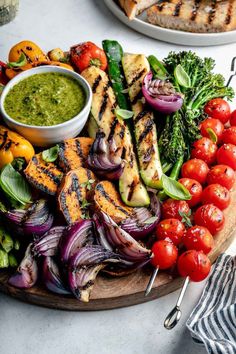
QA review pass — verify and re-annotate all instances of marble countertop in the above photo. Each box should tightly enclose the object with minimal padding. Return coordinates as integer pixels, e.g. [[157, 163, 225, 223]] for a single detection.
[[0, 1, 235, 353]]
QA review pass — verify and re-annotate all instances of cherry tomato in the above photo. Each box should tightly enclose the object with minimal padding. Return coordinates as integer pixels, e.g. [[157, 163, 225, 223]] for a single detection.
[[191, 137, 217, 165], [204, 98, 231, 124], [200, 118, 224, 143], [181, 159, 209, 184], [221, 127, 236, 146], [155, 219, 185, 246], [161, 199, 190, 221], [201, 184, 231, 210], [183, 225, 214, 254], [230, 109, 236, 127], [178, 178, 202, 208], [177, 250, 211, 282], [151, 240, 178, 269], [194, 204, 225, 235], [217, 144, 236, 170], [70, 41, 107, 72], [207, 164, 235, 190]]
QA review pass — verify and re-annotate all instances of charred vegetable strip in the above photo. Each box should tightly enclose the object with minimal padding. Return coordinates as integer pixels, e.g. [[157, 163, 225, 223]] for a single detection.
[[102, 40, 130, 110], [24, 153, 63, 195], [122, 53, 163, 189]]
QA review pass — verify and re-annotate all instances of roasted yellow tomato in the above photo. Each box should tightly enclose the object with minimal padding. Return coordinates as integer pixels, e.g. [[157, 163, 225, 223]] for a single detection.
[[8, 40, 48, 63], [0, 126, 35, 169]]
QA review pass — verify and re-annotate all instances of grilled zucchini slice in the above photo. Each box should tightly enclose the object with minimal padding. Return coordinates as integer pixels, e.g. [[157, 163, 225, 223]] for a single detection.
[[58, 137, 94, 172], [82, 66, 149, 207], [94, 181, 132, 224], [58, 167, 96, 225], [24, 153, 63, 195], [122, 53, 163, 189]]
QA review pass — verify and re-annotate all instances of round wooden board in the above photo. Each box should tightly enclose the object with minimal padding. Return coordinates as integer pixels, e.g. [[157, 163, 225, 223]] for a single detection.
[[0, 188, 235, 311]]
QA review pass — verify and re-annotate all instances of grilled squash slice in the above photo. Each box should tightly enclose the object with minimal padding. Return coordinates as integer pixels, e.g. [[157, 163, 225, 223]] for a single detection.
[[58, 167, 96, 225], [24, 153, 63, 195], [94, 181, 132, 224], [122, 53, 163, 189], [82, 66, 149, 207], [58, 137, 94, 172]]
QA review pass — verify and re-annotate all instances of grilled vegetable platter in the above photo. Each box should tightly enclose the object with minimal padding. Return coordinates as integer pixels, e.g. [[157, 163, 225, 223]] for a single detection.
[[0, 39, 235, 309]]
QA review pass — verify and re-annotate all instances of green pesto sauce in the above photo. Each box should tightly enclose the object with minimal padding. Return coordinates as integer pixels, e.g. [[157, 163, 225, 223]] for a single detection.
[[4, 73, 86, 126]]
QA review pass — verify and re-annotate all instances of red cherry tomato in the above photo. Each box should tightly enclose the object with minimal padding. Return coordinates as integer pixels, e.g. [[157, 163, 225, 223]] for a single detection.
[[178, 178, 202, 208], [183, 226, 214, 254], [177, 250, 211, 282], [194, 204, 225, 235], [151, 240, 178, 269], [221, 127, 236, 146], [201, 184, 231, 210], [217, 144, 236, 170], [200, 118, 224, 143], [70, 41, 107, 72], [204, 98, 231, 124], [155, 218, 185, 246], [191, 137, 217, 165], [230, 109, 236, 127], [161, 199, 190, 221], [207, 164, 235, 190], [181, 159, 209, 184]]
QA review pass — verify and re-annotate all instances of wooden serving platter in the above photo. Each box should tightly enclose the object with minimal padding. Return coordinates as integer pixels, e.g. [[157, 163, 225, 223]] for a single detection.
[[0, 187, 235, 311]]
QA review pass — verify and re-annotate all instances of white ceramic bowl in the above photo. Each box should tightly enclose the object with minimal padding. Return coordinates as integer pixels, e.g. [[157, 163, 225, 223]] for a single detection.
[[0, 66, 92, 147]]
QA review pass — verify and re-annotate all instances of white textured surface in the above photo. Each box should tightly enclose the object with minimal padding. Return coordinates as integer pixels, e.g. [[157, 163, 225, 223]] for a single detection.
[[0, 1, 235, 354]]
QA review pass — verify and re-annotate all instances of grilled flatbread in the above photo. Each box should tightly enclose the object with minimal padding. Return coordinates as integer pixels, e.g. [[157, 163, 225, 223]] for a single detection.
[[118, 0, 158, 19], [147, 0, 236, 33]]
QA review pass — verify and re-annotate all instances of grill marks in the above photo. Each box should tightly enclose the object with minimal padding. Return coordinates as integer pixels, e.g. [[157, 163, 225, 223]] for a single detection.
[[191, 0, 201, 21], [208, 0, 217, 24], [173, 0, 182, 16], [225, 0, 234, 25], [92, 74, 102, 93], [24, 154, 63, 196], [128, 68, 146, 87], [98, 82, 111, 121], [96, 183, 130, 216]]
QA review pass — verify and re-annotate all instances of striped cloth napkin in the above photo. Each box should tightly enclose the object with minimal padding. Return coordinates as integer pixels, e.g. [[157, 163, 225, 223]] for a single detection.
[[186, 253, 236, 354]]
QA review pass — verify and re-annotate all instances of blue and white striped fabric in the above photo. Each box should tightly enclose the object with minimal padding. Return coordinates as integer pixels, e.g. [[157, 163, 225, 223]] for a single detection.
[[186, 253, 236, 354]]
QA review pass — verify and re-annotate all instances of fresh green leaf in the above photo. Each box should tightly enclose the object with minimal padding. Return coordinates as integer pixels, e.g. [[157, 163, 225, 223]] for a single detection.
[[8, 253, 18, 267], [42, 145, 59, 163], [115, 108, 134, 120], [206, 128, 218, 144], [174, 64, 191, 88], [148, 55, 167, 80], [0, 227, 13, 253], [161, 174, 191, 201], [0, 164, 32, 205], [8, 53, 27, 68], [81, 179, 95, 191], [144, 216, 158, 225], [0, 249, 9, 268], [179, 210, 192, 228], [11, 157, 26, 172]]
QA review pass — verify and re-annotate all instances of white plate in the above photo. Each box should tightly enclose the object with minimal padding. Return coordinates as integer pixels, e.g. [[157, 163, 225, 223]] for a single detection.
[[104, 0, 236, 47]]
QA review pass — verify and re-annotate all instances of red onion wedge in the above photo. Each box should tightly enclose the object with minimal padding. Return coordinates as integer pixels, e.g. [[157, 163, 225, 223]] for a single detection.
[[2, 199, 54, 236], [87, 131, 124, 180], [60, 220, 94, 263], [100, 212, 152, 262], [8, 243, 38, 289], [42, 257, 70, 295], [121, 192, 161, 239], [142, 72, 183, 114], [68, 245, 120, 301], [33, 226, 66, 257]]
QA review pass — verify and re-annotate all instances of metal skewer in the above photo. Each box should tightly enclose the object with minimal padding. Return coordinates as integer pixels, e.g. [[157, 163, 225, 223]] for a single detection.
[[145, 267, 159, 296], [164, 276, 190, 330], [226, 56, 236, 87]]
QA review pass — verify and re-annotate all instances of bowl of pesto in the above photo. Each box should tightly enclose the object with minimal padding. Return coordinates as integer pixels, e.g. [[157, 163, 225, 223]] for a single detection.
[[0, 66, 92, 146]]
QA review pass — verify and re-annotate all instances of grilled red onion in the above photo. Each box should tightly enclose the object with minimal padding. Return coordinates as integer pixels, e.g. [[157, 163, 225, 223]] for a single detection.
[[121, 193, 161, 239], [68, 245, 120, 301], [2, 199, 54, 236], [93, 214, 113, 251], [8, 243, 38, 289], [33, 226, 66, 257], [100, 212, 152, 262], [87, 131, 124, 180], [142, 72, 183, 114], [42, 257, 70, 295], [60, 220, 94, 263]]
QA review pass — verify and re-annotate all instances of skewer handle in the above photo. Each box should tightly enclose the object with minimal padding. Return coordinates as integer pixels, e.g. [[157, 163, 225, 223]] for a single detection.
[[145, 267, 159, 297], [164, 276, 190, 330]]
